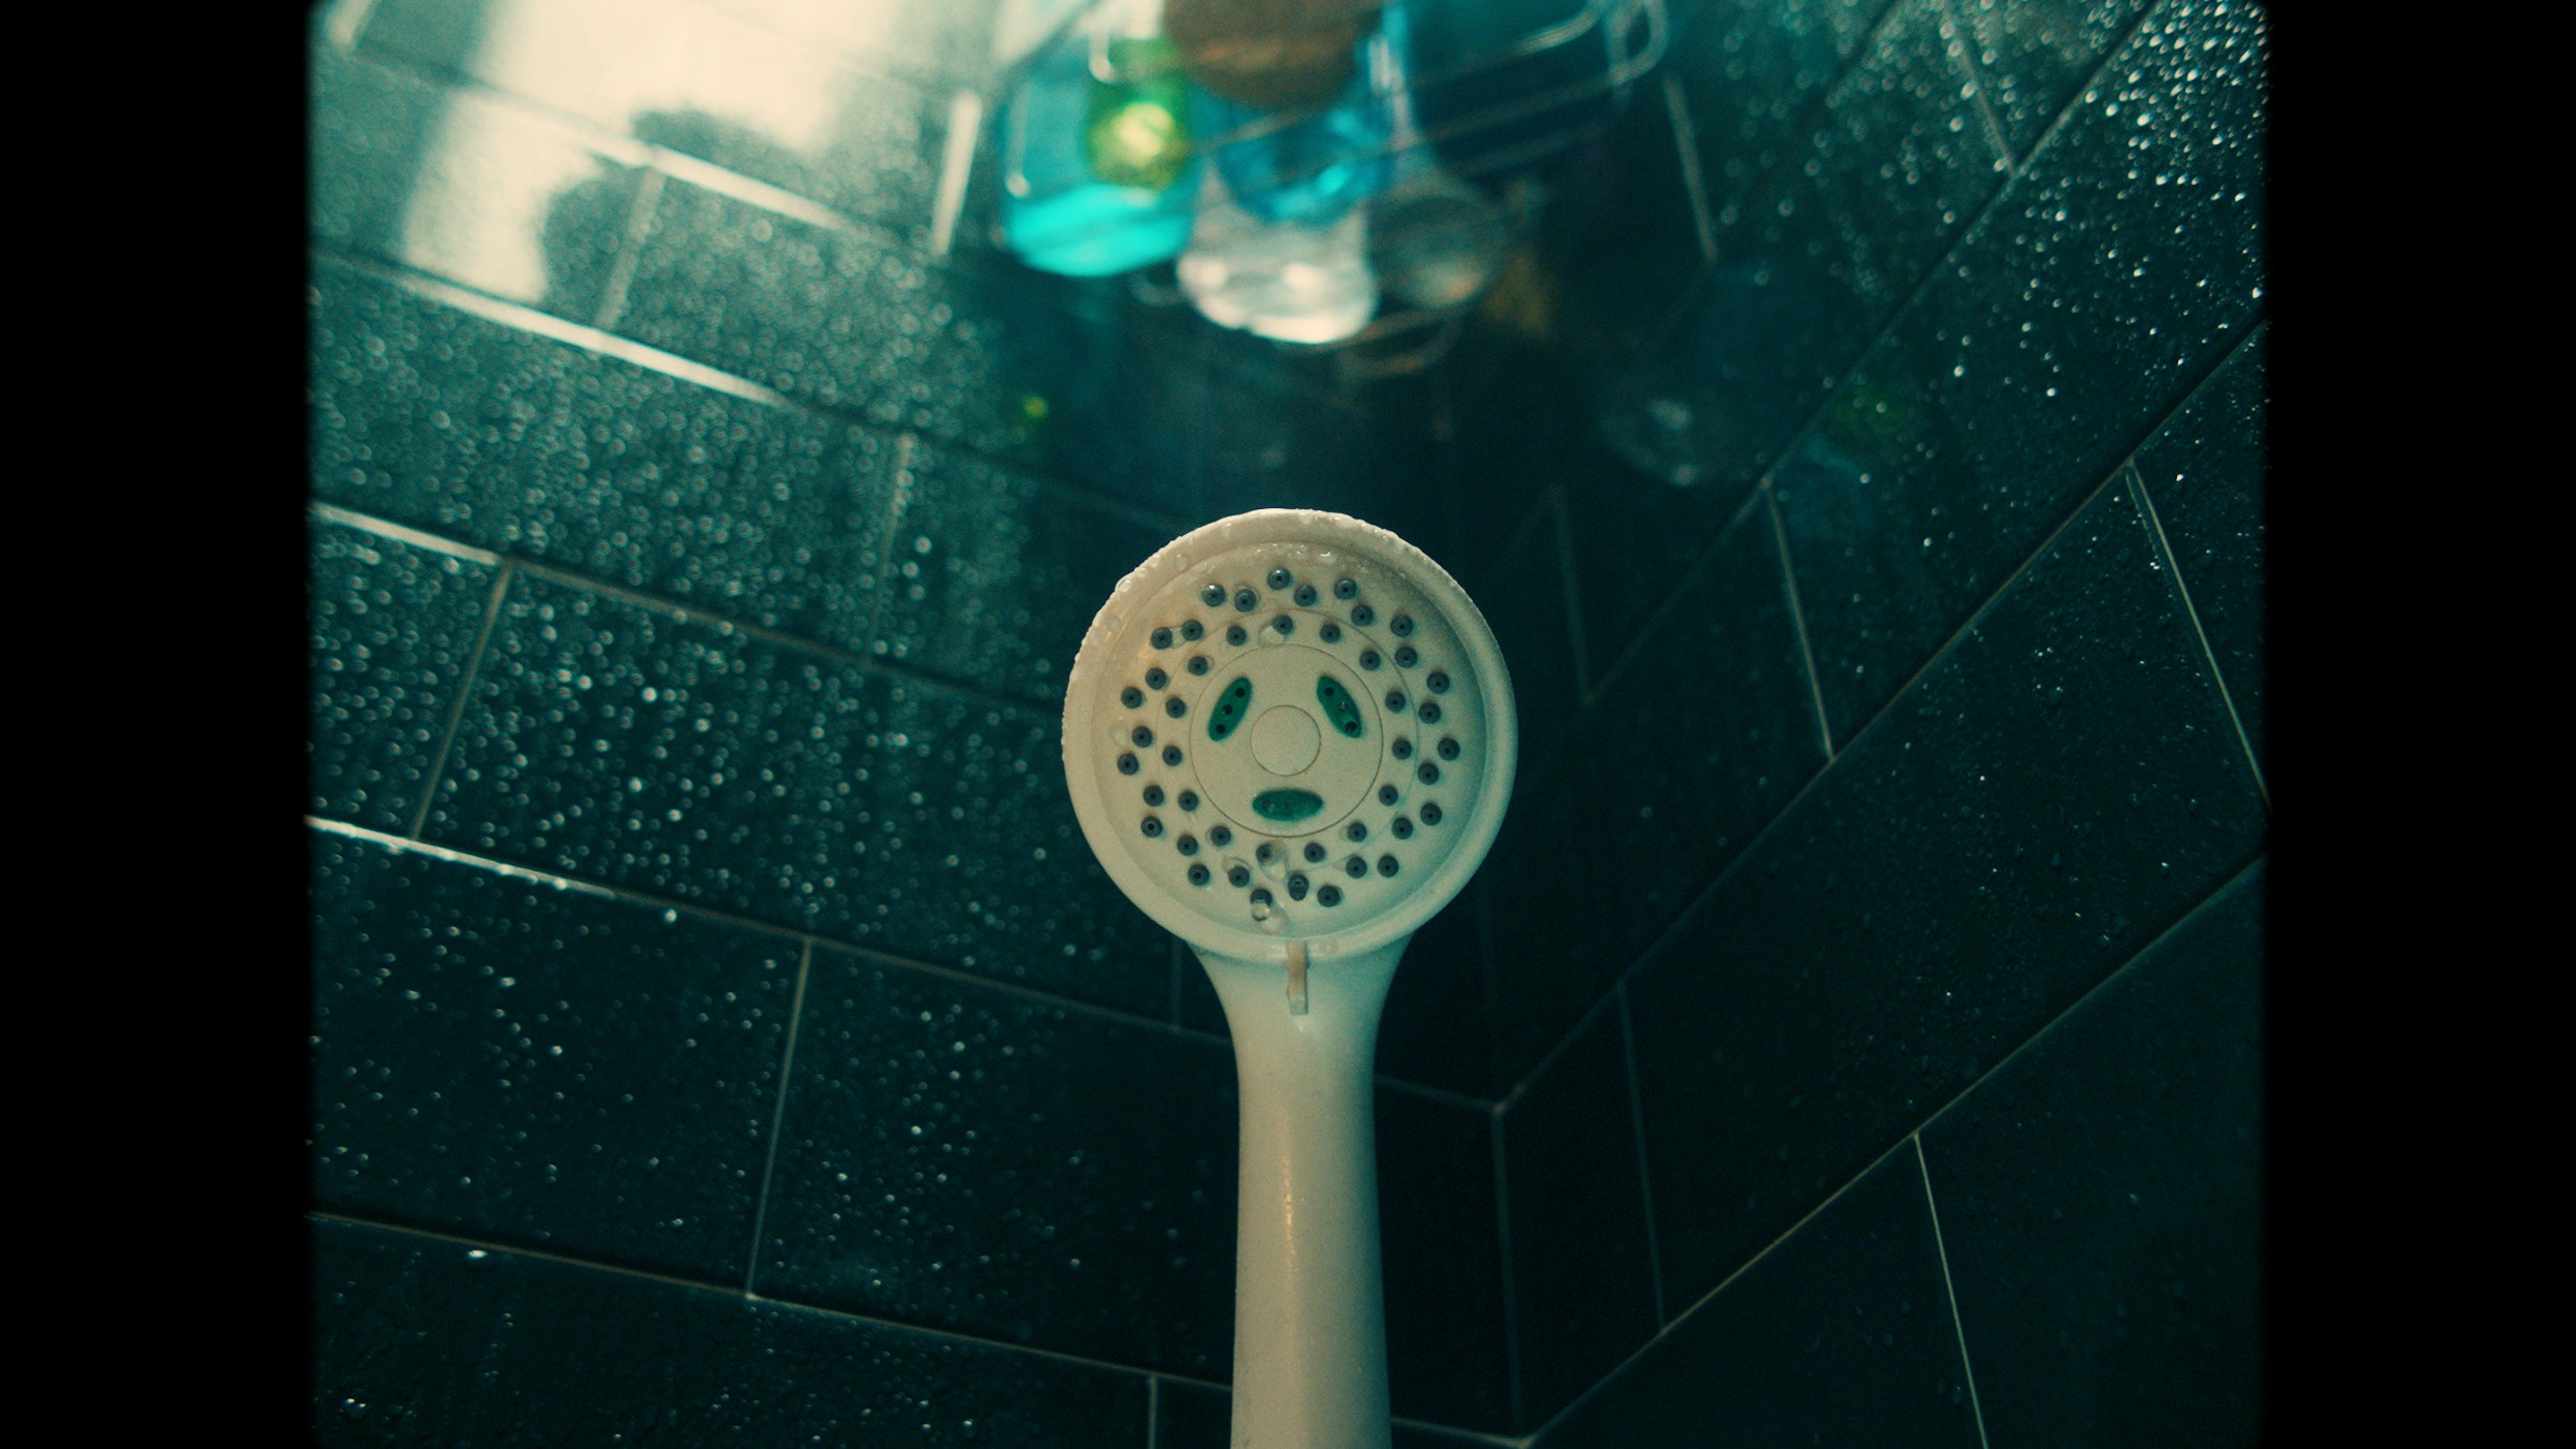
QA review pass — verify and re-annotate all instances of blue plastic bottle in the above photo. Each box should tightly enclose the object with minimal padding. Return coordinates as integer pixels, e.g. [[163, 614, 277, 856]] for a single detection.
[[1191, 7, 1412, 227], [998, 0, 1205, 277]]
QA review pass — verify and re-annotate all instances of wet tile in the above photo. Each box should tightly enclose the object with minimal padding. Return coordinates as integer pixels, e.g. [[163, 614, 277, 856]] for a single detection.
[[869, 436, 1175, 703], [608, 174, 943, 417], [1666, 0, 1897, 203], [1533, 1146, 1980, 1448], [358, 0, 941, 233], [1922, 859, 2264, 1449], [308, 521, 497, 833], [307, 261, 902, 651], [2132, 323, 2265, 767], [309, 43, 642, 320], [1952, 0, 2153, 158], [1773, 0, 2267, 743], [1378, 1089, 1513, 1430], [1156, 1373, 1503, 1448], [753, 951, 1239, 1375], [1632, 0, 2010, 501], [1624, 482, 2267, 1312], [1488, 506, 1824, 1081], [421, 572, 1172, 1014], [905, 264, 1203, 518], [309, 828, 798, 1282], [1500, 1008, 1658, 1428], [310, 1216, 1148, 1445]]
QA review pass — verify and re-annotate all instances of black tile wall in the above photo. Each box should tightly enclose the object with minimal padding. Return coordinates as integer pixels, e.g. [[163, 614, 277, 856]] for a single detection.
[[869, 434, 1179, 701], [311, 0, 2266, 1436], [1666, 0, 1896, 206], [418, 569, 1170, 1013], [1537, 0, 2015, 682], [1922, 857, 2265, 1448], [312, 1216, 1148, 1447], [309, 520, 497, 833], [609, 174, 939, 419], [1951, 0, 2155, 158], [910, 264, 1209, 518], [1484, 501, 1826, 1079], [310, 828, 798, 1283], [2133, 323, 2266, 770], [1773, 0, 2267, 743], [1624, 475, 2264, 1317], [1500, 1007, 1660, 1426], [752, 949, 1240, 1376], [308, 260, 904, 652], [1377, 1089, 1514, 1430], [1531, 1143, 1982, 1447], [1634, 0, 2009, 494]]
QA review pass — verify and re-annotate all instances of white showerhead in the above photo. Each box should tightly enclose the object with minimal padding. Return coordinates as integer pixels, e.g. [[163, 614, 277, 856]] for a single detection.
[[1064, 507, 1517, 967], [1063, 508, 1515, 1449]]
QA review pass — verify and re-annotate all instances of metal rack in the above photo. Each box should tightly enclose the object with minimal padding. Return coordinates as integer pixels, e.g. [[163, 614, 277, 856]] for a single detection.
[[963, 0, 1669, 376]]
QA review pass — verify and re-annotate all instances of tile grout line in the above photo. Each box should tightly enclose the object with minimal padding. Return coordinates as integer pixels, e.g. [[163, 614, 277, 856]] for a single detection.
[[1764, 481, 1839, 761], [304, 815, 1499, 1107], [1517, 1130, 1926, 1445], [927, 89, 985, 259], [1546, 487, 1594, 700], [1494, 978, 1623, 1116], [313, 496, 1044, 719], [1661, 72, 1720, 267], [1490, 1108, 1526, 1435], [1580, 485, 1767, 712], [741, 940, 813, 1296], [1913, 1134, 1994, 1449], [853, 430, 920, 662], [589, 165, 667, 333], [1570, 0, 2182, 713], [332, 26, 959, 199], [1614, 984, 1667, 1327], [2125, 445, 2268, 810], [404, 559, 513, 841], [1913, 848, 2266, 1140], [309, 246, 1196, 539], [314, 1209, 1201, 1384], [1936, 0, 2019, 176], [1622, 0, 1932, 367], [1522, 851, 2272, 1445], [1555, 82, 2041, 724], [1497, 460, 2147, 1105]]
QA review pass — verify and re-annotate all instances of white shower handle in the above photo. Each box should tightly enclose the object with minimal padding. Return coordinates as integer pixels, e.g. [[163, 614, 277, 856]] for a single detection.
[[1195, 937, 1410, 1449]]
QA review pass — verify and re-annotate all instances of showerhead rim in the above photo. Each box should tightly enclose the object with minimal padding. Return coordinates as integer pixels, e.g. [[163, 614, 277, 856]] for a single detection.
[[1063, 507, 1517, 964]]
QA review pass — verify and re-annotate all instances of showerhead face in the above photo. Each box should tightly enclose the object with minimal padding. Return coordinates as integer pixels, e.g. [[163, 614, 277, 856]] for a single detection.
[[1064, 509, 1516, 962]]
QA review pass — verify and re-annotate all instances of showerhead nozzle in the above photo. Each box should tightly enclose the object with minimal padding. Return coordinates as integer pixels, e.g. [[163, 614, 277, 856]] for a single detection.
[[1063, 508, 1517, 964]]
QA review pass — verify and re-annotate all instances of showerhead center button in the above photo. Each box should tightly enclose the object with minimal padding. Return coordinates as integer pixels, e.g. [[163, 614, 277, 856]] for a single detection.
[[1250, 707, 1322, 776]]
